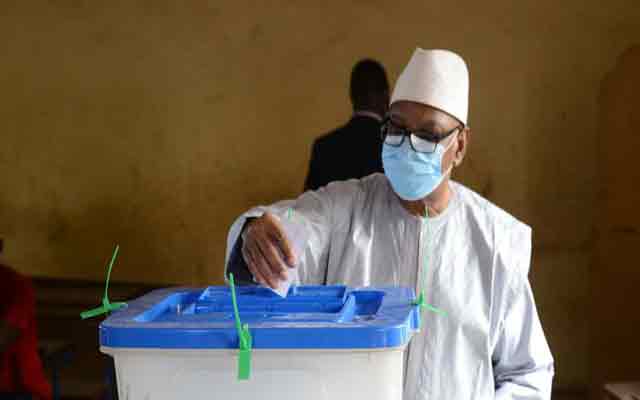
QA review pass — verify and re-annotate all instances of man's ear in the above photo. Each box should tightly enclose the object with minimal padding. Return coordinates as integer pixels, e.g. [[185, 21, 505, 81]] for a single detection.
[[454, 127, 471, 166]]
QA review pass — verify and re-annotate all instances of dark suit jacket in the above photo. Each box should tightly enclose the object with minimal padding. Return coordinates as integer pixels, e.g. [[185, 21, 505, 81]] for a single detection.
[[304, 115, 384, 191]]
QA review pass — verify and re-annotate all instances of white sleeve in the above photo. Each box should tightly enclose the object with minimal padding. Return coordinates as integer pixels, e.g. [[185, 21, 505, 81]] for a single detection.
[[224, 180, 360, 285], [493, 274, 555, 400]]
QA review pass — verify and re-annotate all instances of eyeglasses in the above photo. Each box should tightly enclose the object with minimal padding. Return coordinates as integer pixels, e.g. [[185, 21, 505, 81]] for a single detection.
[[380, 117, 462, 154]]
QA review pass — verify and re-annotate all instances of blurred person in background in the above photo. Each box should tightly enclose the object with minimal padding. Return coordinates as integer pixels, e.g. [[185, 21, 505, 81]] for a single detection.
[[0, 239, 52, 400], [304, 59, 390, 191]]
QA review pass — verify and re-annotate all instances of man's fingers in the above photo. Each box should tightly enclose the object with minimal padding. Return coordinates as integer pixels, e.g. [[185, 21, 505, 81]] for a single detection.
[[266, 214, 297, 267], [276, 232, 297, 268], [245, 239, 278, 288], [243, 212, 296, 290], [257, 236, 287, 283], [249, 240, 279, 289], [241, 241, 252, 268], [248, 256, 269, 287], [242, 244, 268, 286]]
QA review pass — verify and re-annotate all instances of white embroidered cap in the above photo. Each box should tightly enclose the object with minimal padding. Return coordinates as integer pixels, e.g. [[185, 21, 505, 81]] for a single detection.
[[391, 48, 470, 125]]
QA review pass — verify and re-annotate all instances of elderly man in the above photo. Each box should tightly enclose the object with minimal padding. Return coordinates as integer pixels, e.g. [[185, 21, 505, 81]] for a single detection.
[[226, 48, 554, 399]]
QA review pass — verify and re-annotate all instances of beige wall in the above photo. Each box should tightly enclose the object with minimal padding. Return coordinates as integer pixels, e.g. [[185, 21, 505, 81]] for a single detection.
[[591, 45, 640, 398], [1, 0, 639, 392]]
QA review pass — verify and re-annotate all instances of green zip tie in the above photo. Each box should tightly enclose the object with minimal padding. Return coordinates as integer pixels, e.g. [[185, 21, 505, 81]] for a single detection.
[[412, 212, 447, 316], [413, 292, 447, 315], [80, 245, 127, 320], [228, 273, 252, 380]]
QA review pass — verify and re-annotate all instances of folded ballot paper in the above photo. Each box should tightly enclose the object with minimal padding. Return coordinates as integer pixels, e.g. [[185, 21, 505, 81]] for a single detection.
[[264, 209, 308, 298]]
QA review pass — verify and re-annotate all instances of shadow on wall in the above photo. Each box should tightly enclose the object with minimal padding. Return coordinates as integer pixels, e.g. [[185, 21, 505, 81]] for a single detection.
[[46, 199, 164, 282], [590, 44, 640, 399], [1, 190, 201, 285]]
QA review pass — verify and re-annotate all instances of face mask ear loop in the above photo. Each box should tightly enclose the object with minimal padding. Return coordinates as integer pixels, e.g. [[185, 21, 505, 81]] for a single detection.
[[440, 131, 459, 177]]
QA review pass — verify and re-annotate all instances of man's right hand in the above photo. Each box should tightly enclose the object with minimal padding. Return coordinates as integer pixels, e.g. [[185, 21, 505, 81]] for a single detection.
[[241, 212, 297, 289]]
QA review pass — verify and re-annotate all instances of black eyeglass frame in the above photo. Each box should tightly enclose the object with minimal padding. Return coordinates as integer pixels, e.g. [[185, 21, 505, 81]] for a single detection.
[[380, 117, 463, 154]]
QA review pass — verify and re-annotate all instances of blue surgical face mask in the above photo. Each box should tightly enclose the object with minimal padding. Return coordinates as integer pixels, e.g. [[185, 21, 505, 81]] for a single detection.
[[382, 133, 458, 201]]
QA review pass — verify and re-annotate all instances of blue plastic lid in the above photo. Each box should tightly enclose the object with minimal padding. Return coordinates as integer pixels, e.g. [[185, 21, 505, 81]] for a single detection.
[[100, 285, 421, 349]]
